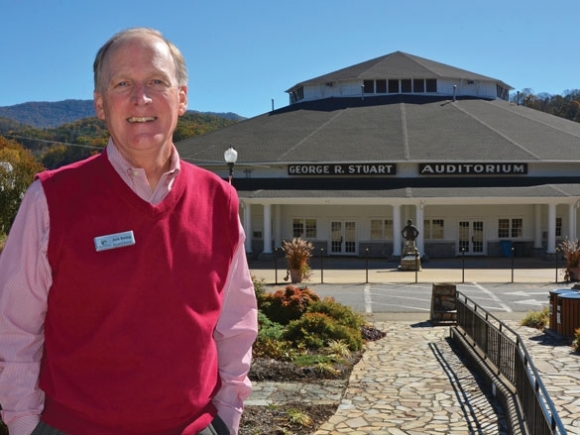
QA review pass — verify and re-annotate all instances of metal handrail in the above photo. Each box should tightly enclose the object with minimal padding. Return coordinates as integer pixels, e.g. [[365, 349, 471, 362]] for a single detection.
[[456, 291, 566, 435]]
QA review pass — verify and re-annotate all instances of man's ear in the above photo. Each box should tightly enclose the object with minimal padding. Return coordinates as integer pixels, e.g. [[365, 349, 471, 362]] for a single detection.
[[178, 86, 188, 116], [94, 91, 106, 120]]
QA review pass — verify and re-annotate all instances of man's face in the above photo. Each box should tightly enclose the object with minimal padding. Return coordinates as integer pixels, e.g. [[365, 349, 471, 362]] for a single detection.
[[94, 34, 187, 163]]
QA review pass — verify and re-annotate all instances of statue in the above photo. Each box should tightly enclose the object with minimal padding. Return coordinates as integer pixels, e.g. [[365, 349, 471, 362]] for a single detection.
[[402, 219, 419, 242], [399, 219, 421, 271]]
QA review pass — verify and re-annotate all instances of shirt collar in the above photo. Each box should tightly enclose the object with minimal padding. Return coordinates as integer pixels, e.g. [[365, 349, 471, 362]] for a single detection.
[[106, 138, 181, 179]]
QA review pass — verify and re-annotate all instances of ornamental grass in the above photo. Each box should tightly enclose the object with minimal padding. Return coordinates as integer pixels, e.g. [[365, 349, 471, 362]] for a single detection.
[[282, 238, 314, 270]]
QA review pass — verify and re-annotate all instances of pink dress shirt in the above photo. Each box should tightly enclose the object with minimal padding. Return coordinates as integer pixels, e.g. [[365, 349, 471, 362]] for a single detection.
[[0, 140, 257, 435]]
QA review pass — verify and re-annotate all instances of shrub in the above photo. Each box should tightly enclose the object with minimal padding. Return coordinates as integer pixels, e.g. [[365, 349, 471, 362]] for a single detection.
[[287, 409, 313, 427], [253, 311, 292, 359], [257, 311, 285, 340], [307, 297, 365, 330], [326, 339, 352, 358], [283, 312, 363, 351], [558, 238, 580, 281], [521, 307, 549, 330], [252, 336, 294, 360], [252, 274, 267, 304], [259, 286, 320, 325], [572, 328, 580, 353]]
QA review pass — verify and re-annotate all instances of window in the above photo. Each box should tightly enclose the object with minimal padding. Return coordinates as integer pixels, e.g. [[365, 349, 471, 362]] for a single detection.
[[370, 219, 393, 240], [290, 87, 304, 103], [497, 85, 509, 100], [413, 79, 425, 93], [292, 218, 317, 238], [424, 219, 444, 240], [376, 79, 386, 93], [382, 78, 437, 94], [363, 80, 374, 93], [426, 79, 437, 92], [556, 217, 562, 237], [498, 218, 523, 238]]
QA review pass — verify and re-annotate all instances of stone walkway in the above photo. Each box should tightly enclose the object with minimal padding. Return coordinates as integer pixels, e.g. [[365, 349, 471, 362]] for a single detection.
[[248, 320, 580, 434], [509, 321, 580, 434]]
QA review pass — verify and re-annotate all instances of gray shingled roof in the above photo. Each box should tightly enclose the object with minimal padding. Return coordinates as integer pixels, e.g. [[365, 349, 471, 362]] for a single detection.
[[176, 95, 580, 165], [286, 51, 512, 92], [175, 51, 580, 201]]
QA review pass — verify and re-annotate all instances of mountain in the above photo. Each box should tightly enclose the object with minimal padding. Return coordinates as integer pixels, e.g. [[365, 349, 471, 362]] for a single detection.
[[0, 99, 246, 128], [0, 100, 96, 128], [0, 106, 241, 169]]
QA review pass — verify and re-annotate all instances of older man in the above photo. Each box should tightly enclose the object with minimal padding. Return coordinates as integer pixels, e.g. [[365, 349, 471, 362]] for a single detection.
[[0, 28, 257, 435]]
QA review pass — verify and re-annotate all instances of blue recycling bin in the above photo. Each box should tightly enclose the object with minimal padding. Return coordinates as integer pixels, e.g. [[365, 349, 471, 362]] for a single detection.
[[500, 240, 513, 257]]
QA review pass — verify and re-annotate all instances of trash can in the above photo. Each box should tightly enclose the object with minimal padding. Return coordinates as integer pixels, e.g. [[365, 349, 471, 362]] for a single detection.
[[559, 291, 580, 337], [549, 289, 577, 332], [500, 240, 513, 257]]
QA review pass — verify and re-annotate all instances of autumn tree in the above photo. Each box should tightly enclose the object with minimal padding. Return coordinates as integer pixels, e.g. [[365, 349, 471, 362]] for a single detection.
[[516, 88, 580, 123], [0, 136, 44, 234]]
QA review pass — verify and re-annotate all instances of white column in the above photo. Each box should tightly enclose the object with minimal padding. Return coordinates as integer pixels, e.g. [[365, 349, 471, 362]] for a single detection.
[[415, 203, 424, 255], [243, 202, 252, 253], [547, 203, 556, 254], [274, 205, 282, 249], [263, 204, 272, 254], [392, 204, 402, 256], [534, 204, 542, 249], [569, 203, 576, 241]]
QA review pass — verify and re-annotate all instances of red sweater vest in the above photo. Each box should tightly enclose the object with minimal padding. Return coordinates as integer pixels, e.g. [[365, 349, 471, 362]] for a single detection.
[[37, 150, 240, 434]]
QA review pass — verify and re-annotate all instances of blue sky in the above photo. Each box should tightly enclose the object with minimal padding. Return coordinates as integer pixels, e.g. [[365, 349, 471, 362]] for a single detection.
[[1, 0, 578, 119]]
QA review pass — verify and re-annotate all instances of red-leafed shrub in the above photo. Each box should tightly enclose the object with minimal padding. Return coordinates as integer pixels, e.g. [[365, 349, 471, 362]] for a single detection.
[[259, 285, 320, 325]]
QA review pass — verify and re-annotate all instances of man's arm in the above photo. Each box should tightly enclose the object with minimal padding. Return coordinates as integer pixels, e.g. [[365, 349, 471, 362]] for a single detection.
[[0, 180, 51, 435], [212, 222, 258, 435]]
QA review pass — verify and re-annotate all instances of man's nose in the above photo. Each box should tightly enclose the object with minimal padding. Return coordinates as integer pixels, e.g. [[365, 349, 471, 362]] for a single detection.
[[132, 84, 152, 104]]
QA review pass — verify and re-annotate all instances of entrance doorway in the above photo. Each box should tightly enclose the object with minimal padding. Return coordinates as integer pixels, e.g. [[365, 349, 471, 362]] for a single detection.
[[458, 221, 485, 255], [330, 221, 356, 255]]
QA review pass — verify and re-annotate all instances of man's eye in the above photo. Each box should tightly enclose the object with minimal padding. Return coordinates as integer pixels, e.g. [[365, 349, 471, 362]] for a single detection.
[[115, 81, 128, 88], [151, 79, 164, 85]]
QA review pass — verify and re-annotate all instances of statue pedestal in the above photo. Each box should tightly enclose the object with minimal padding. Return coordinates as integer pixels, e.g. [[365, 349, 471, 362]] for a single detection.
[[399, 253, 421, 271], [399, 241, 421, 271]]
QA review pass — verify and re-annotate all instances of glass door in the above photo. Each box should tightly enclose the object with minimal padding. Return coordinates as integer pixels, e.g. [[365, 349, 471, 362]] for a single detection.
[[330, 221, 357, 255], [458, 221, 485, 255]]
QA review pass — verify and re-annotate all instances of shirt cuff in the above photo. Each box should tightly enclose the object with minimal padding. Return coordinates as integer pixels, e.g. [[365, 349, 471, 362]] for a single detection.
[[8, 414, 40, 435], [214, 400, 242, 435]]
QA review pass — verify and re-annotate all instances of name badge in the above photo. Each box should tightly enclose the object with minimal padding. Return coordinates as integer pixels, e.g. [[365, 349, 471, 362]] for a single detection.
[[94, 231, 136, 252]]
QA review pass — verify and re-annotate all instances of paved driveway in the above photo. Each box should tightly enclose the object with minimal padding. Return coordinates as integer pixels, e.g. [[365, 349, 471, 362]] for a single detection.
[[281, 281, 560, 314]]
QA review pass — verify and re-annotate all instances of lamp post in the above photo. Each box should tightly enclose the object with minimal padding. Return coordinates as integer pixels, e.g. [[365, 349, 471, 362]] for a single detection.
[[224, 145, 238, 184]]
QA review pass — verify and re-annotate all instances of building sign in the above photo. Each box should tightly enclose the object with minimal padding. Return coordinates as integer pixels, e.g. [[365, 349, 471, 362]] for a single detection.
[[288, 163, 396, 176], [419, 163, 528, 175]]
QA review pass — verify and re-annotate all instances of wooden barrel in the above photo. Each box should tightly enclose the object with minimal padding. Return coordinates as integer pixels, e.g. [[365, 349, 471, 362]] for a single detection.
[[559, 292, 580, 337], [549, 289, 576, 332]]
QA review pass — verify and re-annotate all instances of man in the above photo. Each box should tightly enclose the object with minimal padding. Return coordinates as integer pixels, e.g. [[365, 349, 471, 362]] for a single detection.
[[0, 28, 258, 435]]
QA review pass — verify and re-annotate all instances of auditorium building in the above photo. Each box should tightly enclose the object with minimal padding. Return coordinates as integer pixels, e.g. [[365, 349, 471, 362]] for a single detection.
[[176, 51, 580, 260]]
